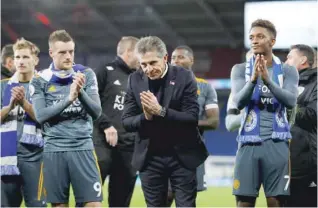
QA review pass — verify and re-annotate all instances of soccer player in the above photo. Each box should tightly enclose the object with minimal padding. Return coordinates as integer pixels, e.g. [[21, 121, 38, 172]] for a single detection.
[[230, 19, 299, 207], [1, 38, 46, 207], [93, 36, 139, 207], [1, 44, 15, 79], [285, 44, 317, 207], [168, 45, 219, 205], [30, 30, 102, 207], [225, 93, 242, 132], [226, 50, 253, 132]]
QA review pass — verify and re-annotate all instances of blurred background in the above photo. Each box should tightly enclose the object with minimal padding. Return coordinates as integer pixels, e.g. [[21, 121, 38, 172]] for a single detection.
[[1, 0, 317, 206]]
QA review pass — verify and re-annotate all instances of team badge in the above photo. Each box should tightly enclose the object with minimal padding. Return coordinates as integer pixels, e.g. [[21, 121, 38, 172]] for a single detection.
[[244, 110, 257, 132], [298, 86, 305, 96], [29, 84, 35, 96], [233, 179, 240, 190], [275, 110, 285, 128]]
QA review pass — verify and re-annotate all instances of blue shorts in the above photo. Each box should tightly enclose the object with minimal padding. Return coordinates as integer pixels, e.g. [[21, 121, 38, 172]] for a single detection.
[[233, 139, 290, 197], [43, 150, 103, 203]]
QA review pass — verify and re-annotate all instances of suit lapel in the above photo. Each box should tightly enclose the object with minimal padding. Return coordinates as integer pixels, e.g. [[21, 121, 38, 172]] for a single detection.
[[135, 71, 149, 108], [139, 72, 149, 92], [162, 65, 176, 108]]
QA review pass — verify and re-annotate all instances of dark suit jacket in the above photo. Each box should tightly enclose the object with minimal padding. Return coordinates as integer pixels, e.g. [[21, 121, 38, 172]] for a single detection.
[[122, 64, 208, 171]]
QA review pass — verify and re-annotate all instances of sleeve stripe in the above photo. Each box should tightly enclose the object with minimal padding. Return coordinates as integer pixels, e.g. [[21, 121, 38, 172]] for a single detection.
[[205, 103, 218, 110]]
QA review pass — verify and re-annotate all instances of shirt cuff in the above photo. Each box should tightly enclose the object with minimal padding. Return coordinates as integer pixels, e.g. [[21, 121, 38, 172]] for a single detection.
[[205, 103, 218, 110]]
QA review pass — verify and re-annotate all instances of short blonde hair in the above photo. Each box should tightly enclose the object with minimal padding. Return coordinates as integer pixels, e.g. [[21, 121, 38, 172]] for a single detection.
[[49, 30, 73, 47], [13, 38, 40, 56]]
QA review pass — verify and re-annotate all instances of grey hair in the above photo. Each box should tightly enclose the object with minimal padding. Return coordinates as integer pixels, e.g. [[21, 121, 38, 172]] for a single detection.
[[135, 36, 167, 58]]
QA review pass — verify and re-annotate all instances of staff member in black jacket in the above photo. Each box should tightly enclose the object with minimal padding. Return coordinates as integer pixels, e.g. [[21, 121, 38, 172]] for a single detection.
[[122, 36, 208, 207], [93, 36, 139, 207], [285, 44, 317, 207]]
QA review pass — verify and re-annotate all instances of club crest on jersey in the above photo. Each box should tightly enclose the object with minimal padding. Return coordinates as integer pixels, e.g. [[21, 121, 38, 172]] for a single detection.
[[233, 179, 240, 190], [275, 110, 285, 128], [298, 86, 305, 96], [29, 84, 35, 96], [244, 110, 257, 132]]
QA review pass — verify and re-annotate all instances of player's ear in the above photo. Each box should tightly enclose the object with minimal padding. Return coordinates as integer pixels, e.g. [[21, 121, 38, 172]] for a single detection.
[[270, 38, 276, 47], [48, 42, 54, 58], [190, 56, 194, 65], [33, 56, 39, 66], [301, 56, 308, 65], [163, 54, 168, 63], [49, 48, 53, 58]]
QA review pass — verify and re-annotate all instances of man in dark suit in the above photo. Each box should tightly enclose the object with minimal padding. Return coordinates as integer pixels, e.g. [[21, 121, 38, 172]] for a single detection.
[[122, 36, 208, 207]]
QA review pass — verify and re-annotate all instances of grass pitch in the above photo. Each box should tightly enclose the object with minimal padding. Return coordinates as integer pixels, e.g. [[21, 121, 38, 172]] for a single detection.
[[22, 185, 267, 207], [74, 185, 267, 207]]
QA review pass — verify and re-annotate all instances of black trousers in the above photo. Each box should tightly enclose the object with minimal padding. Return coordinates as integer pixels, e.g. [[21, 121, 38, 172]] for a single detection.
[[139, 152, 197, 207], [286, 178, 317, 207], [94, 145, 137, 207], [1, 175, 23, 207]]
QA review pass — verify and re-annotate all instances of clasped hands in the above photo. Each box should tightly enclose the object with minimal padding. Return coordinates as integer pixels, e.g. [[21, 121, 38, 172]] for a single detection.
[[69, 72, 85, 102], [9, 86, 27, 110], [251, 54, 269, 83], [140, 91, 162, 120]]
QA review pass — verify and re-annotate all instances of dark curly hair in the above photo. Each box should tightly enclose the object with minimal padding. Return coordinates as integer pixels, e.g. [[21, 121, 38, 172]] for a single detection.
[[251, 19, 277, 39]]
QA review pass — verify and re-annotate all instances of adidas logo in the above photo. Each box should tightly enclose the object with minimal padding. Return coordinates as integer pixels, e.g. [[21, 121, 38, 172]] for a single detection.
[[48, 85, 56, 92], [298, 86, 305, 96], [106, 66, 114, 70], [309, 182, 317, 187], [114, 80, 121, 86]]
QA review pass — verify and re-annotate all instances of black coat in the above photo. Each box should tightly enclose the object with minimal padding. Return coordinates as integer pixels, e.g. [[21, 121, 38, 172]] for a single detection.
[[1, 65, 13, 80], [122, 64, 208, 171], [290, 68, 317, 183], [93, 56, 136, 150]]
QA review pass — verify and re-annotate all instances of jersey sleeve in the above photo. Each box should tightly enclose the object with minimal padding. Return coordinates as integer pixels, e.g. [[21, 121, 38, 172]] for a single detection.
[[205, 82, 218, 110], [30, 76, 72, 124], [84, 68, 99, 95], [226, 93, 237, 111]]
